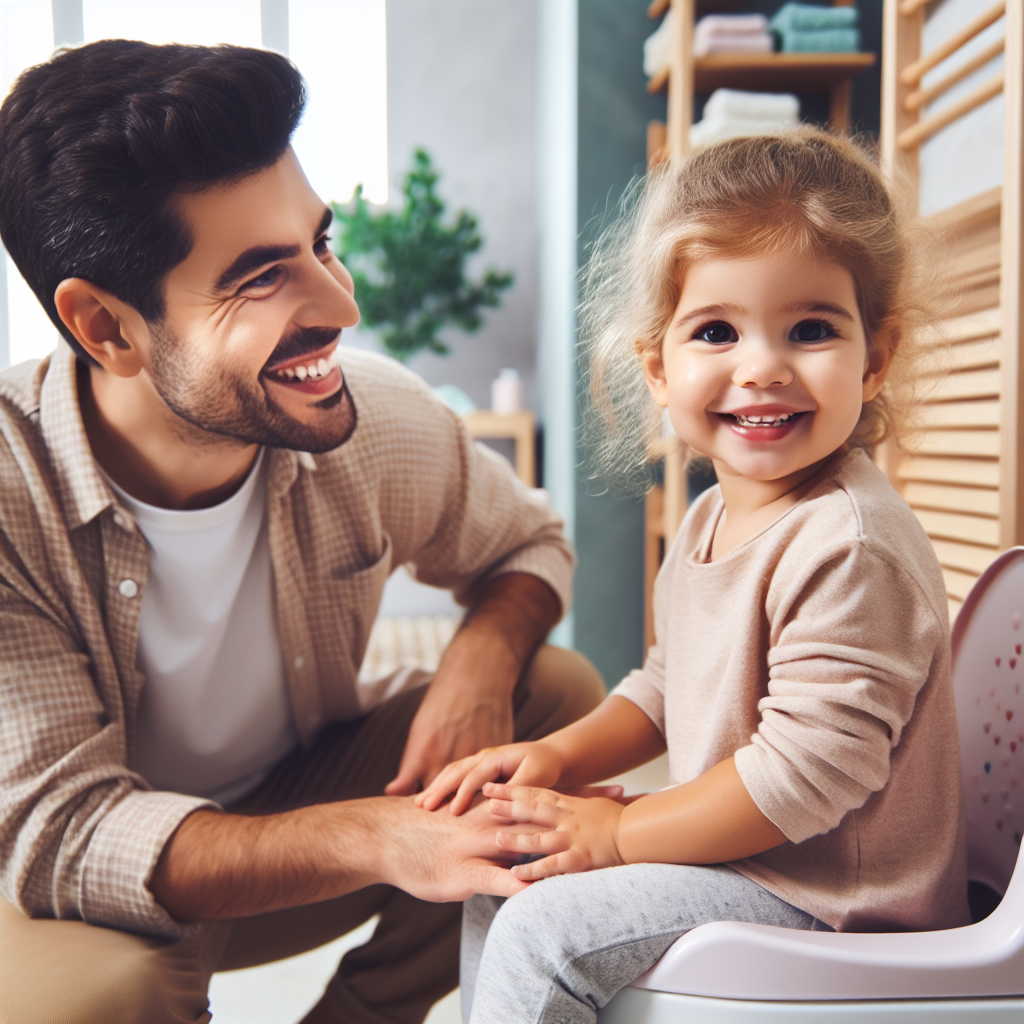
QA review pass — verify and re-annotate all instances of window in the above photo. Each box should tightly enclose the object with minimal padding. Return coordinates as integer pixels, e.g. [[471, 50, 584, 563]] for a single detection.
[[0, 0, 388, 367]]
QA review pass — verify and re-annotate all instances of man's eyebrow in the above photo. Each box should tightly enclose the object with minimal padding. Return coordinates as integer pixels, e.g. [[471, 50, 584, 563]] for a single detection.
[[214, 243, 300, 292], [213, 208, 333, 293]]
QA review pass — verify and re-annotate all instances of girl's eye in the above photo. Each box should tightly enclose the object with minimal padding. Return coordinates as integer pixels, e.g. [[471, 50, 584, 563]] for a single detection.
[[694, 321, 737, 345], [790, 319, 836, 343], [240, 265, 284, 293]]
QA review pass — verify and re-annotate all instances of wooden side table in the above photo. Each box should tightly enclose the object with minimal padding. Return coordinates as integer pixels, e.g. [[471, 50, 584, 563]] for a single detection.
[[463, 410, 537, 487]]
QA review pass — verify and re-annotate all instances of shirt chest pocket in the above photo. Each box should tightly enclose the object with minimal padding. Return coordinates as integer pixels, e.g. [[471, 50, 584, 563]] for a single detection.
[[326, 535, 393, 676]]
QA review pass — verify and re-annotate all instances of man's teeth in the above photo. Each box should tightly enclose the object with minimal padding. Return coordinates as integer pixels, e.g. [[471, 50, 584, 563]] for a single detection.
[[273, 350, 340, 382], [733, 412, 798, 427]]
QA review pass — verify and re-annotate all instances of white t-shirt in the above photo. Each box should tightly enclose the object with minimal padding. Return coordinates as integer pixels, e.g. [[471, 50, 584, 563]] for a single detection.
[[104, 451, 298, 805]]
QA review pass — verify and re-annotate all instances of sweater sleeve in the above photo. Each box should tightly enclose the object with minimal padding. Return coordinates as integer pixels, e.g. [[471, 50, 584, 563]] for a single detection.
[[734, 541, 946, 844]]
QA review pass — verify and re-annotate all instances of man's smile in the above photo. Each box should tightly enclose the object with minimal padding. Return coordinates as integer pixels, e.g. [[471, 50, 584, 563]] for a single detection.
[[261, 343, 343, 396]]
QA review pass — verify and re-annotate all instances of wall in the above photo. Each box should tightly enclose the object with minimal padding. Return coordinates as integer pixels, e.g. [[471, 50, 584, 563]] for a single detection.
[[573, 0, 666, 688], [377, 0, 540, 412]]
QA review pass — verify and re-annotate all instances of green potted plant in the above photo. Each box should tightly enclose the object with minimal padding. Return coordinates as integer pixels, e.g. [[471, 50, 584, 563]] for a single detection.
[[331, 148, 514, 363]]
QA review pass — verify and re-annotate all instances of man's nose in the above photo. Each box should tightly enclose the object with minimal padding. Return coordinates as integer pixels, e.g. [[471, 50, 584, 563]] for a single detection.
[[732, 338, 793, 389]]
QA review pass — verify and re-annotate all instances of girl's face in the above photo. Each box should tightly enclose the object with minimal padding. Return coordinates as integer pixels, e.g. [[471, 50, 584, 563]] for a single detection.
[[642, 248, 887, 491]]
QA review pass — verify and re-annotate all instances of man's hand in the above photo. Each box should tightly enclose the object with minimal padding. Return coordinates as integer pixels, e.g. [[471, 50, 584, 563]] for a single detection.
[[385, 573, 561, 796], [485, 782, 626, 881]]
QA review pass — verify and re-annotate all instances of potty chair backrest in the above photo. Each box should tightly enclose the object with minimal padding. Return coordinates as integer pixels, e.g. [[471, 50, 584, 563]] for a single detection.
[[951, 547, 1024, 896]]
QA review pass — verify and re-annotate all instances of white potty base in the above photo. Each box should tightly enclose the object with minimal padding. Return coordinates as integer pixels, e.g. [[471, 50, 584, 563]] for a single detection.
[[599, 988, 1024, 1023]]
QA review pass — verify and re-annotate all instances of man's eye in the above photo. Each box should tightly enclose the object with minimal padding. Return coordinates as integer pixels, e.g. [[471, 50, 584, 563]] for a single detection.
[[241, 266, 284, 292], [790, 319, 836, 343], [313, 234, 332, 255], [694, 321, 737, 345]]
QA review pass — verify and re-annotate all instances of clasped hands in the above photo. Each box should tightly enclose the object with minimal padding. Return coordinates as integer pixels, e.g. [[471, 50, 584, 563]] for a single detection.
[[415, 742, 631, 883]]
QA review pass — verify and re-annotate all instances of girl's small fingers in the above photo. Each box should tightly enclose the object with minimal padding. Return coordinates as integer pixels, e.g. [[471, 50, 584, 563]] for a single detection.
[[495, 830, 565, 854], [488, 796, 561, 829], [510, 852, 569, 882], [450, 762, 503, 814]]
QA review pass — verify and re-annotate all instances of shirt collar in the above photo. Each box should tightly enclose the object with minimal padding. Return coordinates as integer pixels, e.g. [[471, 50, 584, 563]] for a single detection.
[[38, 342, 116, 532], [39, 342, 316, 529]]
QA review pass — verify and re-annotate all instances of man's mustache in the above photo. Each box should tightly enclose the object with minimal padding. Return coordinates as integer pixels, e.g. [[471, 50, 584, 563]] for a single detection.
[[263, 327, 341, 371]]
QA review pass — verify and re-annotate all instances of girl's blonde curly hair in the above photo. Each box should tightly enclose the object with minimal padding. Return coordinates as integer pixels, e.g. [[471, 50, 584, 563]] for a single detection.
[[580, 128, 943, 492]]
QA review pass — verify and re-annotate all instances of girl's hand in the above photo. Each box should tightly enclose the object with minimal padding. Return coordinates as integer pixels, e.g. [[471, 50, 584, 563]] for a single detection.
[[485, 782, 626, 881], [415, 741, 564, 814]]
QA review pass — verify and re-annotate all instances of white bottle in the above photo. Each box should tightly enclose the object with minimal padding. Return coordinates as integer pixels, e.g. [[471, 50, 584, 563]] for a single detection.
[[491, 368, 523, 414]]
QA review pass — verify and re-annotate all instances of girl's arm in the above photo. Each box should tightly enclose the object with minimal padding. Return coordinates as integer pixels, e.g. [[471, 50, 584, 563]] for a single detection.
[[486, 756, 786, 880], [417, 696, 666, 814]]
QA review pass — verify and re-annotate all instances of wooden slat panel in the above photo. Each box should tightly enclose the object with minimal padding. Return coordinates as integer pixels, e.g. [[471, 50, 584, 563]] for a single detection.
[[952, 240, 1002, 280], [943, 566, 980, 601], [915, 308, 1002, 348], [897, 456, 1000, 487], [918, 400, 1000, 428], [949, 595, 964, 622], [913, 507, 1001, 545], [957, 283, 1002, 315], [904, 481, 999, 516], [925, 367, 1001, 402], [918, 336, 1000, 376], [913, 429, 1000, 456], [930, 537, 1001, 575]]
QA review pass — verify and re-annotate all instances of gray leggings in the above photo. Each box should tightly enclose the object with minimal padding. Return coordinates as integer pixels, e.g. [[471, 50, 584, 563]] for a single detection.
[[461, 863, 819, 1024]]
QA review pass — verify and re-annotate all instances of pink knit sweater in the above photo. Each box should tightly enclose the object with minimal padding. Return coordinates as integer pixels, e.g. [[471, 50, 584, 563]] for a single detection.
[[613, 449, 969, 931]]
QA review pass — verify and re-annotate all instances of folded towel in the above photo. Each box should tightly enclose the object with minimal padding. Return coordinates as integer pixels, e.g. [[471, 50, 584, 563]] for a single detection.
[[695, 13, 770, 39], [777, 27, 861, 52], [703, 88, 800, 123], [691, 115, 799, 148], [695, 32, 773, 57], [643, 10, 672, 78], [770, 2, 859, 33]]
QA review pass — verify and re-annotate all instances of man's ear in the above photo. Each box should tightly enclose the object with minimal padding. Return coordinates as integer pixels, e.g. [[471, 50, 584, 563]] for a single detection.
[[53, 279, 147, 377], [638, 339, 669, 408]]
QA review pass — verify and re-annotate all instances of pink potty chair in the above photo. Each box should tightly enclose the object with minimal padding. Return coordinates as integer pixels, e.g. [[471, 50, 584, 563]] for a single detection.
[[599, 547, 1024, 1022]]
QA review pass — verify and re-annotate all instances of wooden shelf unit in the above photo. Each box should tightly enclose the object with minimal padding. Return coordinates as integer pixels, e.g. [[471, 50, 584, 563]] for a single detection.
[[463, 409, 536, 487], [643, 0, 879, 645], [648, 52, 876, 96]]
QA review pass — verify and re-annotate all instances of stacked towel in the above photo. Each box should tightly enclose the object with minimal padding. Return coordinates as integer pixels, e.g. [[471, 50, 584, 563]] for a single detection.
[[643, 10, 673, 78], [644, 12, 775, 79], [770, 2, 861, 54], [690, 88, 800, 147], [694, 14, 773, 57]]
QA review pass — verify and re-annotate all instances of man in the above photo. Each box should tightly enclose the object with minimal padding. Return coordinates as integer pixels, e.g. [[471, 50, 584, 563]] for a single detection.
[[0, 40, 604, 1024]]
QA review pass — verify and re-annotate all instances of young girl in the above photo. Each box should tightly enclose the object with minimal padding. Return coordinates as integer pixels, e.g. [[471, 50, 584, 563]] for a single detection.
[[418, 129, 970, 1024]]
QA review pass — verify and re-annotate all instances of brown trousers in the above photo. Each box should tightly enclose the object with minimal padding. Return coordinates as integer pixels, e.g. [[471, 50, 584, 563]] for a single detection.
[[0, 646, 604, 1024]]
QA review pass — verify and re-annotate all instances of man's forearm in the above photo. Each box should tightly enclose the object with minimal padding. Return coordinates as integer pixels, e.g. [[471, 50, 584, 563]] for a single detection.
[[454, 571, 561, 675], [149, 800, 384, 922]]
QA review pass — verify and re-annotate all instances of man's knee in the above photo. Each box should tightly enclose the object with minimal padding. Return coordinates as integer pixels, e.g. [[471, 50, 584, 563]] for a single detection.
[[0, 898, 214, 1024], [515, 645, 606, 741]]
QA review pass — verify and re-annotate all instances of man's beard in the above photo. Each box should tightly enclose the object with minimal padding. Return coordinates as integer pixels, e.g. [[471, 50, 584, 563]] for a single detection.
[[149, 324, 357, 453]]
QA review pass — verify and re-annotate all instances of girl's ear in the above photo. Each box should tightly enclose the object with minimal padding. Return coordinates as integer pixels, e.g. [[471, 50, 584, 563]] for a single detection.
[[862, 332, 894, 404], [638, 340, 669, 408]]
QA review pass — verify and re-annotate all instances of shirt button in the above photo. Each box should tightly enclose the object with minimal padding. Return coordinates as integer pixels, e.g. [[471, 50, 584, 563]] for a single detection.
[[293, 655, 305, 670], [118, 579, 139, 599]]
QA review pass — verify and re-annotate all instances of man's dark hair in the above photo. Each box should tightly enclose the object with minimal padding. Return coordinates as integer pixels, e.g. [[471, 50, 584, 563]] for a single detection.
[[0, 40, 306, 363]]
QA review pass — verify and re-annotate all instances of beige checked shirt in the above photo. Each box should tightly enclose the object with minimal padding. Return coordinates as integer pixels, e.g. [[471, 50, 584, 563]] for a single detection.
[[0, 343, 573, 939]]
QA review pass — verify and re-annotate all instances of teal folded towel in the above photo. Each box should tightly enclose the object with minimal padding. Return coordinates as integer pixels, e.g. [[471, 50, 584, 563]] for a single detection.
[[770, 3, 859, 32], [777, 27, 861, 52]]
